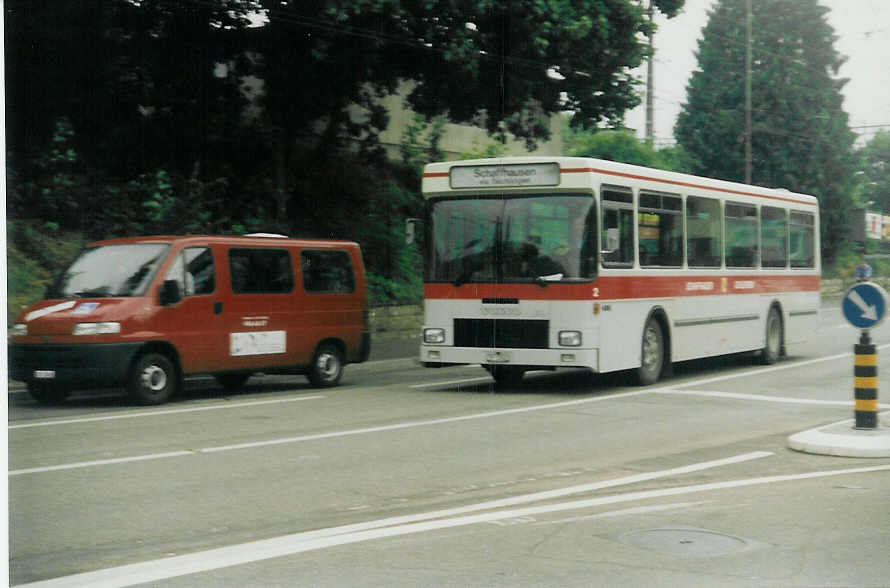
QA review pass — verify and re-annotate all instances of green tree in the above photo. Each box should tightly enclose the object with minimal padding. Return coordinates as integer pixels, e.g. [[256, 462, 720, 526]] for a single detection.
[[857, 131, 890, 212], [674, 0, 857, 262], [565, 127, 696, 172]]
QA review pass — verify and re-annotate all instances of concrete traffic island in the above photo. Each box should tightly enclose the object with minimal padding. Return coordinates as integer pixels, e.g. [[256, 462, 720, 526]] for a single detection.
[[788, 414, 890, 458]]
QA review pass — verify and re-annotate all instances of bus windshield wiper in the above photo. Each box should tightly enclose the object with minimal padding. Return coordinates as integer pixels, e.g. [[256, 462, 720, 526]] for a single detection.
[[535, 273, 564, 287]]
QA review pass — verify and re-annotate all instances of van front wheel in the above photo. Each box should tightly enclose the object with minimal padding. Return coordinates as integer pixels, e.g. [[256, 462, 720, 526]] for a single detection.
[[130, 352, 178, 405], [308, 344, 344, 387]]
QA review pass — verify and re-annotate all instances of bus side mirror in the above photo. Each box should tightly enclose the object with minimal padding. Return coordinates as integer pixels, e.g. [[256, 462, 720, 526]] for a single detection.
[[602, 228, 620, 254], [405, 218, 421, 245], [159, 279, 182, 306]]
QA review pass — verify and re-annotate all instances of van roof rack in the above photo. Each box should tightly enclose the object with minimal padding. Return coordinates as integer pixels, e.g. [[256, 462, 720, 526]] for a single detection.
[[244, 233, 289, 238]]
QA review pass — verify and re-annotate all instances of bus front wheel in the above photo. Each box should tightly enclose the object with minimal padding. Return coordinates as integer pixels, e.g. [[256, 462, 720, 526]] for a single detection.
[[637, 318, 664, 386]]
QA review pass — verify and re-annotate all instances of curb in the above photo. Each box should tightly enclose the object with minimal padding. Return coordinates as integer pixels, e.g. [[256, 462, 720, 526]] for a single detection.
[[787, 413, 890, 458]]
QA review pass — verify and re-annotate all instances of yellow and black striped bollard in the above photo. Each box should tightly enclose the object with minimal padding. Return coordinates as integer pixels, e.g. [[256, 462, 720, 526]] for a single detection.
[[854, 331, 879, 429]]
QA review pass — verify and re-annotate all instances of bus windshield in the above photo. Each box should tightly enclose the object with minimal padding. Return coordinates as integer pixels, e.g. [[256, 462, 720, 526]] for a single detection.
[[47, 243, 170, 299], [427, 194, 597, 284]]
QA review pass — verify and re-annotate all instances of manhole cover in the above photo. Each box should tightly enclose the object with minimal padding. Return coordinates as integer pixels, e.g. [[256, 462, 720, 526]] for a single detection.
[[620, 527, 753, 557]]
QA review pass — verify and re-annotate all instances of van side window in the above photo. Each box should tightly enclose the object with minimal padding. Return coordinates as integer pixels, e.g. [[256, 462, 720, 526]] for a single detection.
[[301, 250, 355, 293], [164, 247, 215, 297], [229, 248, 294, 293]]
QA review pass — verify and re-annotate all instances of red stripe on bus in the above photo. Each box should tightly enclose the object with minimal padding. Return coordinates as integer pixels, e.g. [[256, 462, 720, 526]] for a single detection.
[[560, 167, 812, 206], [423, 172, 450, 178], [424, 274, 820, 301]]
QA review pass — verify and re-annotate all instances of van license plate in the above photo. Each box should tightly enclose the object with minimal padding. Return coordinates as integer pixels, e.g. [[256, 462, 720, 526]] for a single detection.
[[485, 351, 511, 364], [34, 370, 56, 379]]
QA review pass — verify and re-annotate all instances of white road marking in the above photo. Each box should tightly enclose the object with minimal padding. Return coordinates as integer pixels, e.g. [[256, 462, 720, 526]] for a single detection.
[[528, 500, 714, 526], [9, 451, 195, 476], [410, 375, 491, 388], [11, 342, 890, 475], [659, 389, 890, 408], [19, 461, 890, 588], [9, 395, 325, 430]]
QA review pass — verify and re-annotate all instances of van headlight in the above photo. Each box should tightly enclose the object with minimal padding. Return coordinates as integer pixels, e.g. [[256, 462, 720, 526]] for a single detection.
[[423, 328, 446, 344], [72, 322, 121, 336], [10, 323, 28, 337], [559, 330, 582, 347]]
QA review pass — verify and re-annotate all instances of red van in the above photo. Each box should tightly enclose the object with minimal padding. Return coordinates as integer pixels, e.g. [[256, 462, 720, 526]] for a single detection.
[[9, 234, 370, 404]]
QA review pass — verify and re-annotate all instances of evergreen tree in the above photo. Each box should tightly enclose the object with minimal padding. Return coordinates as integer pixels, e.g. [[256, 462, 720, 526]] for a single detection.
[[857, 131, 890, 212], [674, 0, 857, 262]]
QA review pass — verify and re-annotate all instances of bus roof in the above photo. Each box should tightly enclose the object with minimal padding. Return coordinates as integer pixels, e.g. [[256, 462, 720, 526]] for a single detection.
[[422, 156, 818, 208]]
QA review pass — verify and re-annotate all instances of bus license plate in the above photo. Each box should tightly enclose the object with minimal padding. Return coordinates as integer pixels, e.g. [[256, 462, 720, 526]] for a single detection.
[[485, 351, 511, 364], [34, 370, 56, 379]]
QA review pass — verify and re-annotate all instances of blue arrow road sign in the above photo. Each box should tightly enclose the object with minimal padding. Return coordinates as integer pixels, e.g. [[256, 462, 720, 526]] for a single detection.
[[842, 281, 889, 329]]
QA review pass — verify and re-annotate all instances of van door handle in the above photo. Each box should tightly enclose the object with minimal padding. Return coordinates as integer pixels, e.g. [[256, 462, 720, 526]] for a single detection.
[[213, 301, 223, 315]]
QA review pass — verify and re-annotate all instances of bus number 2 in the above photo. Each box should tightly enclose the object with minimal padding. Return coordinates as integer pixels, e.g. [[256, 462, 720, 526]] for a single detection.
[[592, 287, 599, 298]]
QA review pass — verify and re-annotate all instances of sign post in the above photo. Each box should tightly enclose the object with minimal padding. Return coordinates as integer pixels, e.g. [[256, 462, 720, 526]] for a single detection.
[[842, 281, 888, 429]]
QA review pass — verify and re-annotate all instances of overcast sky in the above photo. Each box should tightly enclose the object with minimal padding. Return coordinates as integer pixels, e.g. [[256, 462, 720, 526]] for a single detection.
[[624, 0, 890, 147]]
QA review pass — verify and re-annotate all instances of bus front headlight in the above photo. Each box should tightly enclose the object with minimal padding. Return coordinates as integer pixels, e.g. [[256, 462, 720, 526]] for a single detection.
[[423, 328, 446, 345], [72, 322, 121, 336], [559, 330, 582, 347], [10, 323, 28, 337]]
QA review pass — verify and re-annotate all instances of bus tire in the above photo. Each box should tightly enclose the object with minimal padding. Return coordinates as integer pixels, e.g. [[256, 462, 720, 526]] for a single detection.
[[637, 317, 664, 386], [308, 343, 344, 387], [129, 352, 178, 405], [28, 383, 69, 405], [761, 307, 783, 365]]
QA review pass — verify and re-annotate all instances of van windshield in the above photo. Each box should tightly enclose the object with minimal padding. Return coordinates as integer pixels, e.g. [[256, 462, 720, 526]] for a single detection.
[[47, 244, 170, 299]]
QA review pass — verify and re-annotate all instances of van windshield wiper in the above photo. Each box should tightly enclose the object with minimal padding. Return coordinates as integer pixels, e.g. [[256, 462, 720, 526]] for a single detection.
[[73, 290, 111, 298]]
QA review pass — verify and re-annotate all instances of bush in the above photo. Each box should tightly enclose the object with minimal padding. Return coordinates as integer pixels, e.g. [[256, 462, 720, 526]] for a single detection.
[[7, 221, 86, 323]]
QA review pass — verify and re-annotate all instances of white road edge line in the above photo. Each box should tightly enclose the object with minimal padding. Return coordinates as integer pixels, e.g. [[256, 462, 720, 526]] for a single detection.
[[9, 395, 326, 430], [658, 389, 890, 408], [19, 460, 890, 588]]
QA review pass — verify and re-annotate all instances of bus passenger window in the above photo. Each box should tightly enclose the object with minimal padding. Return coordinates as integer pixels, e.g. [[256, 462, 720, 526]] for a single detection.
[[601, 187, 634, 267], [686, 196, 722, 268], [725, 203, 758, 268], [761, 206, 788, 268], [790, 211, 815, 268], [638, 192, 682, 267]]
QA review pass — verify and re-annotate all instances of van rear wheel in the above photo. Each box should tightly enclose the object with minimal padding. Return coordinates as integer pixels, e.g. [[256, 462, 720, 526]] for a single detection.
[[308, 343, 344, 387], [130, 352, 178, 405]]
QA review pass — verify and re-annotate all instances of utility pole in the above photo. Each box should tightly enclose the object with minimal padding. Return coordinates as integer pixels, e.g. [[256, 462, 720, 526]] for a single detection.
[[745, 0, 753, 183], [645, 0, 655, 143]]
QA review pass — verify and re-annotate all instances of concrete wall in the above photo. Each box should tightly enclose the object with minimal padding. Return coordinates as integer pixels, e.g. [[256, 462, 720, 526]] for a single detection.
[[369, 304, 423, 341]]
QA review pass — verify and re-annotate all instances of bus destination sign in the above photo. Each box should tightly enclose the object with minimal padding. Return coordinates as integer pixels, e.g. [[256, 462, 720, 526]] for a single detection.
[[450, 163, 560, 189]]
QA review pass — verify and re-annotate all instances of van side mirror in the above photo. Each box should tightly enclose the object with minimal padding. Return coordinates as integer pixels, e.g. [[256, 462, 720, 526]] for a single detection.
[[602, 228, 620, 254], [159, 279, 182, 306], [405, 218, 421, 245]]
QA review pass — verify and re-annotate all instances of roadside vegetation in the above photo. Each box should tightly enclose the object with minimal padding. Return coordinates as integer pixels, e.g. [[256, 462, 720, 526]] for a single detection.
[[7, 1, 889, 322]]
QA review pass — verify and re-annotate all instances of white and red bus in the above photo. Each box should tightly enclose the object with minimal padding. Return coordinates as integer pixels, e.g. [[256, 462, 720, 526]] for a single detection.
[[419, 156, 820, 385]]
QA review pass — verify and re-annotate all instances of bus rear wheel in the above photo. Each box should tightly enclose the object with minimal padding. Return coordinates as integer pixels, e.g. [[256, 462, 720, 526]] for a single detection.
[[637, 318, 664, 386], [761, 307, 783, 365]]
